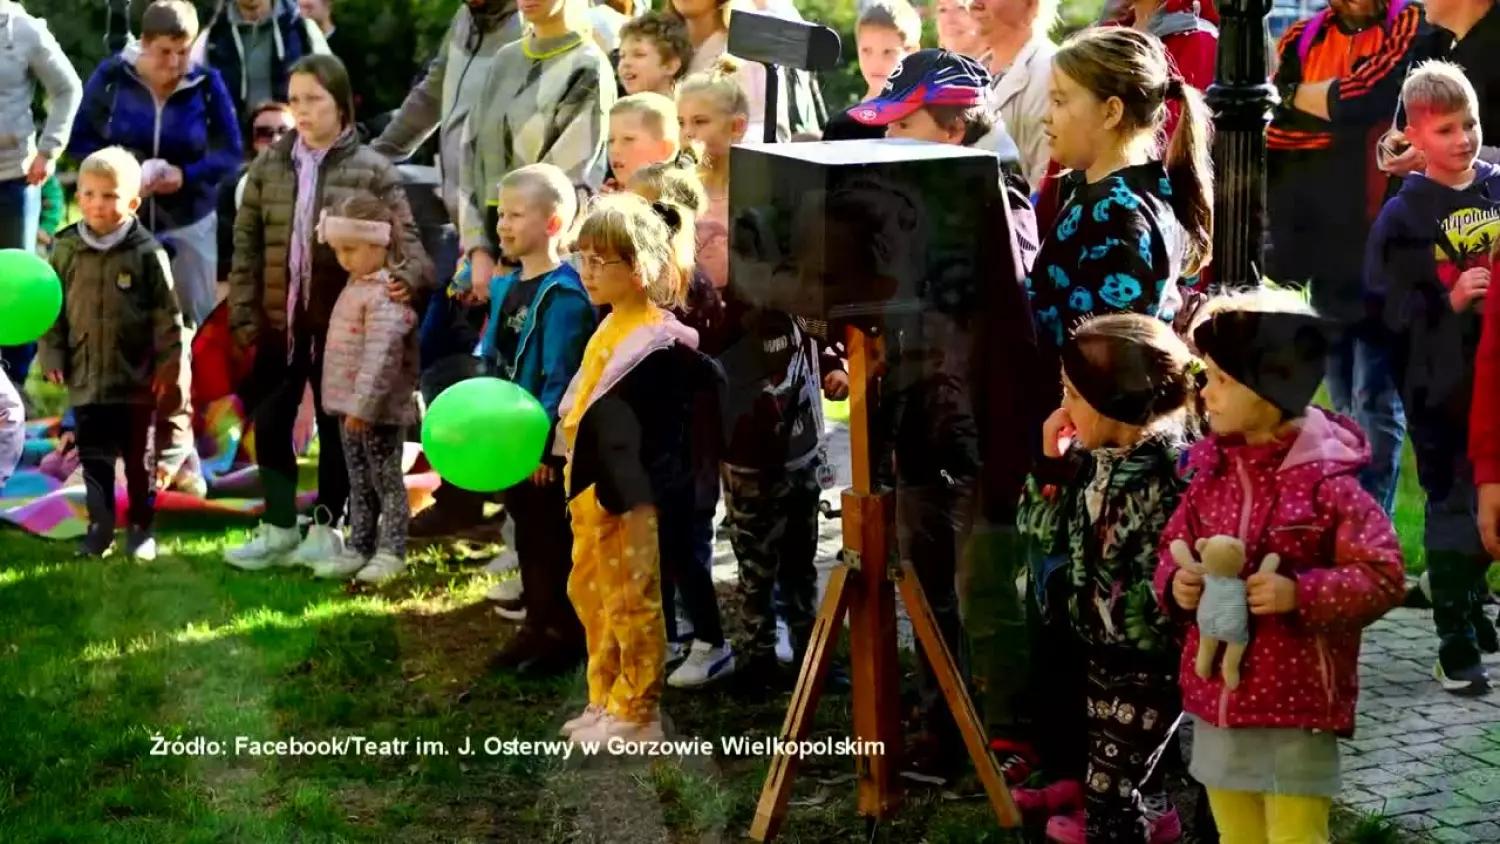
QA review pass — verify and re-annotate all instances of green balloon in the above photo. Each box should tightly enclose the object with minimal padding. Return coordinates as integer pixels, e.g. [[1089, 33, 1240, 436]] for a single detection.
[[0, 248, 62, 346], [420, 377, 551, 492]]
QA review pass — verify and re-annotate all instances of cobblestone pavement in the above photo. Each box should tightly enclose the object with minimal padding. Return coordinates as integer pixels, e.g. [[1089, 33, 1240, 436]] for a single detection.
[[706, 421, 1500, 841]]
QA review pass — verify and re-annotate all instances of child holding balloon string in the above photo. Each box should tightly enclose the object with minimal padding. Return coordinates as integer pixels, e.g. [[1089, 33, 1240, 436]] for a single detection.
[[559, 192, 722, 744], [474, 164, 597, 675], [308, 192, 422, 584]]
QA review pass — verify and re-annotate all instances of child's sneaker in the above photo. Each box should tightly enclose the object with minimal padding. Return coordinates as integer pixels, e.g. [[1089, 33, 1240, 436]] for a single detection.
[[75, 526, 114, 558], [486, 577, 523, 603], [1012, 779, 1084, 818], [1435, 660, 1492, 696], [988, 738, 1038, 786], [667, 640, 736, 688], [571, 713, 665, 745], [289, 509, 345, 568], [560, 705, 606, 738], [125, 529, 157, 561], [355, 552, 407, 584], [225, 524, 300, 570], [312, 550, 369, 579], [776, 618, 795, 664]]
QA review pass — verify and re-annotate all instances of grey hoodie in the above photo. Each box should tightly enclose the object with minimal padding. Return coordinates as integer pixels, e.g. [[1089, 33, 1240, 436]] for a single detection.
[[0, 0, 83, 182]]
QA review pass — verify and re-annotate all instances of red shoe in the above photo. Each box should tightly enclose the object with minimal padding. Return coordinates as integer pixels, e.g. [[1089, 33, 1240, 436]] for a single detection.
[[1011, 779, 1083, 818], [1148, 808, 1182, 843], [988, 738, 1038, 786]]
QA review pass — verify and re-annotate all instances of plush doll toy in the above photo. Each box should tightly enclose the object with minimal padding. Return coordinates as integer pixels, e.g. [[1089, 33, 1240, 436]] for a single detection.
[[1170, 535, 1281, 689]]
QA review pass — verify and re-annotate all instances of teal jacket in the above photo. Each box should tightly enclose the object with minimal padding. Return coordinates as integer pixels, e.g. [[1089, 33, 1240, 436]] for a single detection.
[[475, 264, 596, 437]]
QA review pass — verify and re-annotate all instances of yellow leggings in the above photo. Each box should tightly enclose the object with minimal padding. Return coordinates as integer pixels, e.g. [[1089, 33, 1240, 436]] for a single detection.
[[1206, 789, 1332, 844], [567, 489, 666, 724]]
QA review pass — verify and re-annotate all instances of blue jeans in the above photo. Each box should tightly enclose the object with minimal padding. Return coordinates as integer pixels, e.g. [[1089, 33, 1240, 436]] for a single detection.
[[0, 178, 40, 380], [1324, 331, 1405, 516]]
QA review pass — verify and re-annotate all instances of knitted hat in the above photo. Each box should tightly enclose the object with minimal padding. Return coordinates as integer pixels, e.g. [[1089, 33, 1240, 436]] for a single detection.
[[1192, 308, 1331, 418]]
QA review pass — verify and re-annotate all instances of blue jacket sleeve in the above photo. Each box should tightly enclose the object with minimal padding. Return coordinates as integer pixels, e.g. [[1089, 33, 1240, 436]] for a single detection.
[[537, 292, 595, 423], [183, 69, 244, 189], [66, 63, 115, 164]]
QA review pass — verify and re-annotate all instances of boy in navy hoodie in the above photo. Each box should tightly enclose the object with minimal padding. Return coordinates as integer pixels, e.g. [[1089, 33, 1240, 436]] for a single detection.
[[1367, 60, 1500, 697]]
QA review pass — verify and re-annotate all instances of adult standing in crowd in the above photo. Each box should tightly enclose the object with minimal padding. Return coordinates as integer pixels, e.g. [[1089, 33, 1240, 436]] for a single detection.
[[1267, 0, 1422, 516], [936, 0, 986, 57], [969, 0, 1058, 192], [370, 0, 523, 540], [0, 0, 83, 384], [69, 0, 242, 330], [205, 0, 329, 124], [217, 101, 295, 282], [224, 54, 432, 570]]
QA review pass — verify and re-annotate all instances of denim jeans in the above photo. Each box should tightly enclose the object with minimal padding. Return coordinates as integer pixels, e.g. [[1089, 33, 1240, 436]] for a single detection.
[[0, 178, 40, 380], [1324, 331, 1405, 516]]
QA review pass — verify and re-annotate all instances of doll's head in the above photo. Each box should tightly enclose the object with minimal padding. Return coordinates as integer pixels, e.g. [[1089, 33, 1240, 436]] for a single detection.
[[1060, 313, 1198, 449], [1192, 289, 1331, 440]]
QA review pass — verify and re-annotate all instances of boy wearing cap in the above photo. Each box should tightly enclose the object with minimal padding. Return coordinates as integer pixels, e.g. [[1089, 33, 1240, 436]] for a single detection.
[[843, 47, 1048, 779]]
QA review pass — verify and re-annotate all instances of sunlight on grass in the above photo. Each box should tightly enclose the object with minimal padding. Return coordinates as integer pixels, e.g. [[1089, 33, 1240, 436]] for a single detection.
[[76, 598, 390, 664]]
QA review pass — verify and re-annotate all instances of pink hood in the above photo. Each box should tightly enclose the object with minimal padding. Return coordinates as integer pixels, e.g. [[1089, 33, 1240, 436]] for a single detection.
[[1185, 407, 1370, 481]]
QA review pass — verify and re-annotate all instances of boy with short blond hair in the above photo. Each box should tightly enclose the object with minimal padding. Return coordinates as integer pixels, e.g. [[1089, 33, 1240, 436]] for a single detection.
[[475, 163, 597, 676], [856, 0, 922, 101], [1368, 60, 1500, 696], [38, 146, 189, 561], [618, 12, 693, 97], [608, 93, 681, 189]]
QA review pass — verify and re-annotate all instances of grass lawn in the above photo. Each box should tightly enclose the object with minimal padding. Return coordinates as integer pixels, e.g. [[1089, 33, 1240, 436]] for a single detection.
[[0, 397, 1487, 842]]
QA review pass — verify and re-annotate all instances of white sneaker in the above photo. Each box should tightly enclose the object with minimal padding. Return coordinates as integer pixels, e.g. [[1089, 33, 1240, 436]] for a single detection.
[[776, 618, 795, 665], [225, 524, 301, 570], [560, 704, 606, 737], [494, 605, 528, 622], [667, 640, 736, 688], [484, 549, 520, 574], [290, 524, 345, 568], [312, 549, 369, 580], [486, 577, 524, 602], [355, 552, 407, 584], [571, 713, 665, 745]]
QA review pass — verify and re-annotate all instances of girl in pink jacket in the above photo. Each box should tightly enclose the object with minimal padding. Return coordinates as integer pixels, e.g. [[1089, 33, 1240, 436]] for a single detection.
[[1155, 290, 1406, 843], [313, 192, 420, 584]]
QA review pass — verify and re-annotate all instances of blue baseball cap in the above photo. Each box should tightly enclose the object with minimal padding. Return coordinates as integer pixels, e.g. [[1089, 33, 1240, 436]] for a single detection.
[[849, 49, 992, 127]]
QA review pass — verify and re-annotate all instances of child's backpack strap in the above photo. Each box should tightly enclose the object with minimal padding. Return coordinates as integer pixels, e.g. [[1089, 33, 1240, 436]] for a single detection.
[[1297, 0, 1409, 66]]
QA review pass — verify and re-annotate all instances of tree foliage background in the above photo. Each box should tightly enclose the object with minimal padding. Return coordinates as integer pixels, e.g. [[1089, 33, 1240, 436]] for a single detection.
[[30, 0, 1105, 129]]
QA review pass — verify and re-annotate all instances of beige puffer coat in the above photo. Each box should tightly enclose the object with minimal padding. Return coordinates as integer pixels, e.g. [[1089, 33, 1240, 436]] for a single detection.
[[227, 129, 432, 353]]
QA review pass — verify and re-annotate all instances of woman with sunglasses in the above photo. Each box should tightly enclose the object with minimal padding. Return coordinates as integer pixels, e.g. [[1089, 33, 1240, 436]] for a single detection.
[[216, 102, 295, 281]]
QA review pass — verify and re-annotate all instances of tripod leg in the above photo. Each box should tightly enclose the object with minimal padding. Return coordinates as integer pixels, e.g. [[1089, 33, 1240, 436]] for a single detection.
[[750, 564, 855, 842], [898, 560, 1021, 828]]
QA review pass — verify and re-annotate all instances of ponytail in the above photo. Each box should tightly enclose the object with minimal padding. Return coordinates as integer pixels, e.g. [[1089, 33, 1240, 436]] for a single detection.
[[1165, 80, 1213, 278]]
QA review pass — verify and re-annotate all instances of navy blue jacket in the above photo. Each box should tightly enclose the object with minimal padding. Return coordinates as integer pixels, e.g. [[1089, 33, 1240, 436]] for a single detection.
[[1366, 160, 1500, 444], [68, 51, 242, 233], [204, 0, 323, 118]]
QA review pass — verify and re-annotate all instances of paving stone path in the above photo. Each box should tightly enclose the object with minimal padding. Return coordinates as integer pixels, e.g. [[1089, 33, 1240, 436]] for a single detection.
[[703, 421, 1500, 840]]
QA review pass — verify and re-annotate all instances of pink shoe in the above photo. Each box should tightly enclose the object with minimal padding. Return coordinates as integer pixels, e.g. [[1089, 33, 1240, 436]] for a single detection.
[[559, 705, 604, 737], [1045, 811, 1085, 844], [1042, 808, 1182, 844], [1011, 779, 1084, 818]]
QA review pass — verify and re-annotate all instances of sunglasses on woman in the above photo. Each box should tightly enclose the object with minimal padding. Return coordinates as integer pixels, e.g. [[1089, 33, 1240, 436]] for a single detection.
[[253, 124, 290, 141]]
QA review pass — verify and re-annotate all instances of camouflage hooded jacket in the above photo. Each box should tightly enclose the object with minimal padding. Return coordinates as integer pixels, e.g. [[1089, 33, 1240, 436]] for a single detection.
[[1017, 429, 1187, 664]]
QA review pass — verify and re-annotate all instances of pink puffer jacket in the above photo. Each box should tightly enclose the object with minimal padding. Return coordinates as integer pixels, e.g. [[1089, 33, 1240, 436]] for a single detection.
[[1153, 408, 1406, 736], [321, 271, 419, 426]]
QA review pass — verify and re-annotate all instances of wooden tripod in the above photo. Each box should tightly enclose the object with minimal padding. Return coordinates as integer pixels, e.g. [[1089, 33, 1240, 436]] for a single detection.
[[749, 324, 1021, 840]]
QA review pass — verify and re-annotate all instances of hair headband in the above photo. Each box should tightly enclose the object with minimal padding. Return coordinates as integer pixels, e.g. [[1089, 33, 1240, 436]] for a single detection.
[[1060, 339, 1160, 426], [1192, 309, 1331, 418], [316, 209, 392, 247]]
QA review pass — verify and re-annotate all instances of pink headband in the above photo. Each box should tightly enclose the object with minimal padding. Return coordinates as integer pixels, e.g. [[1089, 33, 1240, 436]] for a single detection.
[[316, 209, 392, 246]]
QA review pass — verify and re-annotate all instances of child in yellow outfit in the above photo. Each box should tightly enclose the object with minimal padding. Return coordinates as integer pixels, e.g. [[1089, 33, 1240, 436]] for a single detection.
[[556, 192, 721, 744]]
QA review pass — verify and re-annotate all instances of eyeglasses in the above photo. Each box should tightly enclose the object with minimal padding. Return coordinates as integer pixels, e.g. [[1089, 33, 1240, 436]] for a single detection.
[[253, 125, 290, 141], [579, 255, 627, 271]]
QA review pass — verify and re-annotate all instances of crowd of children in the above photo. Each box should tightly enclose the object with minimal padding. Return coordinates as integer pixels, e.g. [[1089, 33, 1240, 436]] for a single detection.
[[10, 0, 1500, 841]]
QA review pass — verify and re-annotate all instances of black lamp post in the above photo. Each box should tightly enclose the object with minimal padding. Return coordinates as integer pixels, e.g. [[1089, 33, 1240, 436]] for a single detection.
[[1204, 0, 1278, 291]]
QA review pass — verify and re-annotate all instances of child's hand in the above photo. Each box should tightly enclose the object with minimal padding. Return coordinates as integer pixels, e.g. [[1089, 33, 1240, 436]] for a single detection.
[[45, 370, 65, 386], [1451, 267, 1490, 312], [822, 370, 850, 401], [1168, 539, 1206, 610], [386, 277, 413, 305], [530, 464, 555, 485], [1247, 570, 1298, 615], [346, 416, 368, 433], [1041, 407, 1074, 458]]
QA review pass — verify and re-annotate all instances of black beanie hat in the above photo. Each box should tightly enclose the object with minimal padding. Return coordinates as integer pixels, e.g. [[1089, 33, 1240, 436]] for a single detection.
[[1192, 308, 1331, 418]]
